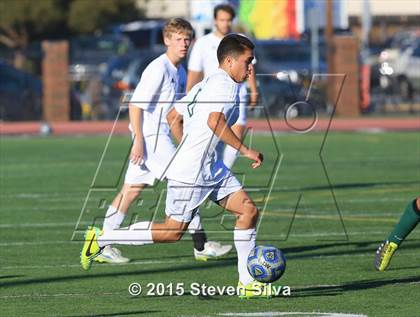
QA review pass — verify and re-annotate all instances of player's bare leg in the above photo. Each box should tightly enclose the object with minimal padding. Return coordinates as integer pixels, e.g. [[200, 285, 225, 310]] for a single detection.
[[95, 183, 146, 263], [96, 216, 189, 248], [218, 189, 258, 229], [110, 184, 145, 215], [218, 189, 271, 298], [218, 190, 258, 284], [151, 217, 190, 242], [101, 184, 231, 262], [103, 183, 145, 231]]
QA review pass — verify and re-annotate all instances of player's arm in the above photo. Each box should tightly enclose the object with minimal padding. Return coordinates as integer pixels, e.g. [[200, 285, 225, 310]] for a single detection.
[[247, 64, 259, 109], [167, 107, 183, 144], [207, 112, 263, 169], [128, 105, 144, 165], [186, 70, 203, 93], [129, 63, 164, 164], [186, 40, 204, 93]]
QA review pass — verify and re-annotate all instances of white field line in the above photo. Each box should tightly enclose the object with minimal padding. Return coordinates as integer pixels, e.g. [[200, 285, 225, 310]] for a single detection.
[[1, 207, 83, 212], [0, 230, 394, 247], [2, 251, 419, 271], [0, 293, 369, 317], [218, 313, 367, 317], [1, 193, 84, 198], [0, 222, 92, 229], [258, 231, 387, 238], [0, 258, 191, 270], [5, 230, 420, 248], [1, 193, 412, 201], [0, 240, 77, 246], [0, 210, 405, 229], [0, 292, 121, 300]]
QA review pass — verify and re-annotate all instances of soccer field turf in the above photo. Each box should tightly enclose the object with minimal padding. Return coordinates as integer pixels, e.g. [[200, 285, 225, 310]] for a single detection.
[[0, 131, 419, 317]]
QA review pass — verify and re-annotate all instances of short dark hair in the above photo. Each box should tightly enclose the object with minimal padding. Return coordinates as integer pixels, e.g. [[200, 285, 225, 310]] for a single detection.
[[217, 33, 254, 64], [213, 3, 236, 20]]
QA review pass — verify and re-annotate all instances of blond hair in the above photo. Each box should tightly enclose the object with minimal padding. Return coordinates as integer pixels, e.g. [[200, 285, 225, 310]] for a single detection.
[[162, 18, 193, 39]]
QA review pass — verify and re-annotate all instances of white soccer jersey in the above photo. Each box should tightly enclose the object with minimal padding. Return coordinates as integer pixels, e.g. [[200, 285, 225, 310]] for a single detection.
[[188, 32, 251, 128], [188, 32, 221, 77], [167, 69, 240, 186], [128, 53, 186, 181], [130, 53, 186, 137]]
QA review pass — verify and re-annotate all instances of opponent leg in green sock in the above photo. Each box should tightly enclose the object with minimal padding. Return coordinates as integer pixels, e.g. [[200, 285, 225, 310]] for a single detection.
[[387, 197, 420, 246], [375, 197, 420, 271]]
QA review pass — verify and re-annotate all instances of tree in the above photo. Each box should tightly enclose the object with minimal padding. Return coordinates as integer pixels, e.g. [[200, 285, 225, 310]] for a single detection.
[[0, 0, 66, 68], [0, 0, 143, 68], [68, 0, 141, 34]]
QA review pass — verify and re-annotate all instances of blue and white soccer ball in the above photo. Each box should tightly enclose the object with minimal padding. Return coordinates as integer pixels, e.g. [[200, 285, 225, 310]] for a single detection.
[[247, 245, 286, 283]]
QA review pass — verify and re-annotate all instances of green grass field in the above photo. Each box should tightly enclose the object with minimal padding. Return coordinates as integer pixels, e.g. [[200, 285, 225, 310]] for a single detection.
[[0, 131, 419, 317]]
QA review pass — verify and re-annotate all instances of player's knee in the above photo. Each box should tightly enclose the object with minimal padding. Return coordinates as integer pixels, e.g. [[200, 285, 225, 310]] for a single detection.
[[164, 230, 184, 242], [242, 205, 258, 227], [248, 205, 259, 225], [121, 186, 141, 203]]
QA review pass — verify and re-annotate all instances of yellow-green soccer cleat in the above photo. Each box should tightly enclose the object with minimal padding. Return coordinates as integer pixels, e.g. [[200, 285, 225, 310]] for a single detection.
[[374, 240, 398, 271], [80, 226, 103, 271], [237, 280, 272, 299]]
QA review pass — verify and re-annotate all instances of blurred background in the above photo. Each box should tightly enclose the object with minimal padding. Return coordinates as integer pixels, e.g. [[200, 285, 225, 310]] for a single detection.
[[0, 0, 419, 122]]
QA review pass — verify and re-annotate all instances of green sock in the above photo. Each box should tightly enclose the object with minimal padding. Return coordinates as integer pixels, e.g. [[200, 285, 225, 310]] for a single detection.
[[387, 199, 420, 245]]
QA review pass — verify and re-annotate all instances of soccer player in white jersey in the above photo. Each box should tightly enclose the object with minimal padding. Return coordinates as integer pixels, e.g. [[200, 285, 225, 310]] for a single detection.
[[81, 34, 271, 298], [186, 3, 259, 169], [94, 18, 231, 264]]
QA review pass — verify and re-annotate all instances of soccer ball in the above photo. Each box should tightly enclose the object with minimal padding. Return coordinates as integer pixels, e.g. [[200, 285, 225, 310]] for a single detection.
[[247, 245, 286, 283]]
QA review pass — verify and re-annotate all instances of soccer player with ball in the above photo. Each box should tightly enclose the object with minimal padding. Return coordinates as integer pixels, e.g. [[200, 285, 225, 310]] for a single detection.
[[93, 18, 231, 264], [81, 33, 273, 298]]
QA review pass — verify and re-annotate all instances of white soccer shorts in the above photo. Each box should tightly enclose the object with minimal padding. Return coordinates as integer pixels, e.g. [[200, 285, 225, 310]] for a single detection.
[[164, 173, 242, 223], [124, 133, 177, 186], [124, 161, 156, 186]]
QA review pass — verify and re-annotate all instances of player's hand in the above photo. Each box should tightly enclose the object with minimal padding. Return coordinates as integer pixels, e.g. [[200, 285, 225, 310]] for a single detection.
[[130, 138, 144, 165], [243, 148, 263, 169]]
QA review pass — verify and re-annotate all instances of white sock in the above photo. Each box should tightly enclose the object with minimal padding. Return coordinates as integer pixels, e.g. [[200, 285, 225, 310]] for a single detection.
[[234, 227, 256, 285], [98, 221, 153, 247], [223, 144, 239, 169], [103, 205, 126, 231], [188, 211, 202, 234]]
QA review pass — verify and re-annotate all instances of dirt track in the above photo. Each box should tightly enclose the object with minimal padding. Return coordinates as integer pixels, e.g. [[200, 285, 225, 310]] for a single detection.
[[0, 117, 418, 136]]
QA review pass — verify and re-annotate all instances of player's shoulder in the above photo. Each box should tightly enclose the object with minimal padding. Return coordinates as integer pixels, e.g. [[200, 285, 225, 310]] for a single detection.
[[143, 54, 168, 73], [207, 70, 237, 88], [142, 54, 174, 81], [202, 70, 238, 98], [195, 33, 213, 44], [192, 33, 216, 49]]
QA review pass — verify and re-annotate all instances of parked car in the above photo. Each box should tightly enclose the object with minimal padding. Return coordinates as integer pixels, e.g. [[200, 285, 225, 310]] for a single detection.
[[392, 38, 420, 100], [0, 60, 42, 120], [116, 20, 166, 49], [255, 40, 327, 77], [379, 37, 420, 100], [253, 40, 327, 116], [120, 50, 165, 89], [96, 49, 165, 117], [69, 34, 134, 82]]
